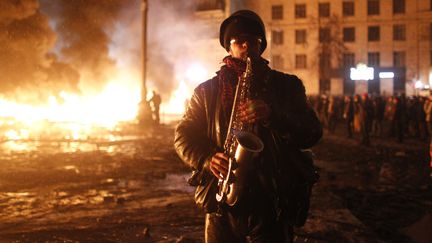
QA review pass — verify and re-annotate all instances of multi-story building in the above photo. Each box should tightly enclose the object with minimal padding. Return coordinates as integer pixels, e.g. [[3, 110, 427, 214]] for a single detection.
[[196, 0, 432, 96]]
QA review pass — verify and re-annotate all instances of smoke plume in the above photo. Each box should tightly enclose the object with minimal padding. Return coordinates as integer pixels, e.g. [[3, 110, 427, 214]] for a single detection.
[[146, 0, 209, 97], [41, 0, 135, 94], [0, 0, 221, 106], [0, 0, 79, 102]]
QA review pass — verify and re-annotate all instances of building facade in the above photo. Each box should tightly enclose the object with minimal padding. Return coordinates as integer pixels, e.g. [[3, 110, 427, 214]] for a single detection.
[[194, 0, 432, 96], [238, 0, 432, 96]]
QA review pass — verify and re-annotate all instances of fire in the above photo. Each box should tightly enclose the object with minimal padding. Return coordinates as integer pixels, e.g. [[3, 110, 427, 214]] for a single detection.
[[0, 70, 141, 145], [159, 63, 208, 120], [5, 72, 140, 125], [162, 80, 191, 115], [0, 60, 209, 151]]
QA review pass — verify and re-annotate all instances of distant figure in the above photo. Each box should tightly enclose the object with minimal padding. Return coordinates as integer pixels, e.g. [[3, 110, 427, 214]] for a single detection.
[[149, 90, 162, 124], [327, 95, 339, 133], [371, 96, 385, 137], [394, 95, 406, 143], [343, 95, 354, 138], [361, 93, 374, 146]]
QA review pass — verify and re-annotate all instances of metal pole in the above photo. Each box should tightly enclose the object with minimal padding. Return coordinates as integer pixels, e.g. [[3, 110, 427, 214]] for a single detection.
[[142, 0, 148, 100], [138, 0, 153, 125]]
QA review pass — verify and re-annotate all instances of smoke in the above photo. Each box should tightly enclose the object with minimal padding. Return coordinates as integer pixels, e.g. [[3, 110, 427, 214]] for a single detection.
[[41, 0, 136, 94], [0, 0, 220, 105], [146, 0, 212, 98], [0, 0, 79, 103]]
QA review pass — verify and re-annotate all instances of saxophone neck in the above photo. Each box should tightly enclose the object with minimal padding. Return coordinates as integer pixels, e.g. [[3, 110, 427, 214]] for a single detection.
[[243, 57, 252, 78]]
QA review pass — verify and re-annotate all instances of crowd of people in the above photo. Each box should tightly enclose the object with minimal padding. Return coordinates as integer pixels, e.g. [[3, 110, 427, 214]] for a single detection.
[[310, 93, 432, 145]]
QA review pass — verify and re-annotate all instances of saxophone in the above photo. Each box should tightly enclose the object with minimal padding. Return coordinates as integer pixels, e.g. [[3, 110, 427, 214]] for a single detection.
[[216, 57, 264, 206]]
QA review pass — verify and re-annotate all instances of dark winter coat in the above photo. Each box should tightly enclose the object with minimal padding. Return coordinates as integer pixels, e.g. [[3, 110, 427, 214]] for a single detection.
[[174, 67, 322, 216]]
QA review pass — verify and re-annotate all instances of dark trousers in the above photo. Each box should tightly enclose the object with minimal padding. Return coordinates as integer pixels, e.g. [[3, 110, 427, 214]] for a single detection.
[[346, 119, 353, 138], [205, 211, 293, 243]]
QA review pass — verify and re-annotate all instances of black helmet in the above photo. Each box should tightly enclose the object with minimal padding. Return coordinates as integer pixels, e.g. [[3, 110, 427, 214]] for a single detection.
[[219, 10, 267, 54]]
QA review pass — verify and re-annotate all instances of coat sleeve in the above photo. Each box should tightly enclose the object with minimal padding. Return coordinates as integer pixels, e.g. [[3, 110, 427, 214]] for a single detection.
[[174, 84, 219, 171], [266, 73, 323, 149]]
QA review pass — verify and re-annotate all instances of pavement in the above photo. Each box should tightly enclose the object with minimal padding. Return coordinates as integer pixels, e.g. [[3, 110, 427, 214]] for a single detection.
[[0, 122, 430, 242]]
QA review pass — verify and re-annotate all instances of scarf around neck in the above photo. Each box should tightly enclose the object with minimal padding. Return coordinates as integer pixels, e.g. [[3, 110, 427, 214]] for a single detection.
[[217, 56, 270, 125]]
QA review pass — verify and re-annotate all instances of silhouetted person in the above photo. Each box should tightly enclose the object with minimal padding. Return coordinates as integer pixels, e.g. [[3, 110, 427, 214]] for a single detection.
[[327, 95, 339, 133], [343, 95, 354, 138], [149, 90, 162, 124], [361, 94, 373, 145], [372, 96, 385, 137], [394, 95, 406, 143]]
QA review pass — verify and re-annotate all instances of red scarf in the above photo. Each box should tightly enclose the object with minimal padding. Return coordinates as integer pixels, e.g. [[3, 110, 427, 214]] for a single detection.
[[218, 56, 270, 125]]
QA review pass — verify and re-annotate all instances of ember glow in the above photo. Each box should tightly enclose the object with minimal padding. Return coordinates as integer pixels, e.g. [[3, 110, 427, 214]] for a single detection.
[[0, 0, 213, 151], [0, 69, 142, 149], [0, 72, 140, 128], [162, 80, 192, 115]]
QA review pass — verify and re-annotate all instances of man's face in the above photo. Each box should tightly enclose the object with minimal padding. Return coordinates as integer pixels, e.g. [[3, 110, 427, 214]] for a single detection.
[[228, 35, 261, 61]]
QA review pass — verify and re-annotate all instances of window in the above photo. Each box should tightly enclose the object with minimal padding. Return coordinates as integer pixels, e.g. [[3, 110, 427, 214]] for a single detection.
[[295, 4, 306, 18], [319, 3, 330, 17], [272, 55, 284, 69], [367, 0, 380, 15], [295, 54, 307, 69], [430, 23, 432, 42], [430, 50, 432, 66], [272, 30, 284, 45], [343, 53, 355, 67], [319, 28, 331, 43], [343, 27, 355, 42], [368, 26, 380, 41], [368, 52, 380, 67], [319, 53, 331, 72], [319, 79, 331, 93], [196, 0, 225, 11], [393, 0, 405, 14], [343, 1, 355, 16], [272, 5, 283, 20], [295, 29, 307, 44], [393, 24, 406, 41], [393, 51, 406, 67]]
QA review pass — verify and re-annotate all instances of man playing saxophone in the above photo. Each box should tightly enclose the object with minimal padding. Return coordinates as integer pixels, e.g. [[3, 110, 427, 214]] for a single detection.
[[174, 10, 322, 243]]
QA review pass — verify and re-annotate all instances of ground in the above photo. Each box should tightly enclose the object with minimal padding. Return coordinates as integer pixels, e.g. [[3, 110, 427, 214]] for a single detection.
[[0, 122, 431, 243]]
